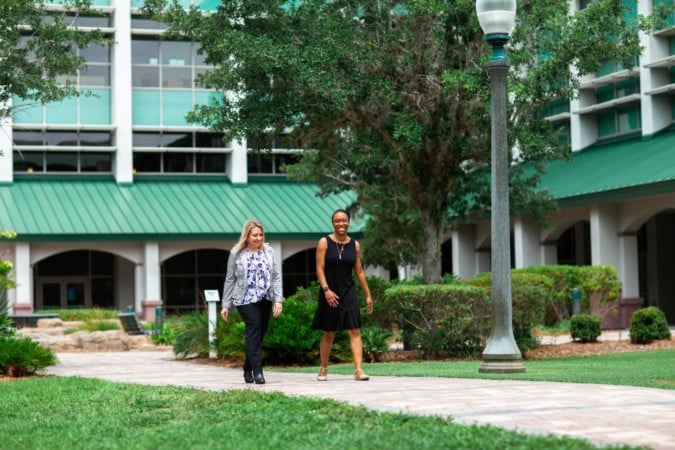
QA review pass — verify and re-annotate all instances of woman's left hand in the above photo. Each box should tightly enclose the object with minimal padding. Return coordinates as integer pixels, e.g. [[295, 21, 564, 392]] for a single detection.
[[273, 302, 283, 318], [366, 296, 373, 314]]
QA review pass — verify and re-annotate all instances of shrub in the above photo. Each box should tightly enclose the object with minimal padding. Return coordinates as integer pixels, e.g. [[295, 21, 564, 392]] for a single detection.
[[629, 307, 671, 344], [0, 260, 17, 338], [75, 319, 120, 332], [211, 284, 352, 366], [42, 308, 120, 322], [264, 292, 325, 365], [0, 315, 16, 338], [579, 265, 621, 316], [465, 271, 552, 354], [173, 311, 210, 359], [383, 284, 489, 359], [215, 310, 246, 360], [514, 265, 622, 326], [360, 325, 393, 363], [515, 265, 581, 325], [570, 314, 601, 343], [147, 322, 176, 346], [361, 276, 393, 329], [0, 336, 57, 377]]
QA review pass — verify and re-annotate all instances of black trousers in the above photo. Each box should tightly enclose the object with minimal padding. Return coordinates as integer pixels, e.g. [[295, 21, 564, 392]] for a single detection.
[[236, 299, 273, 373]]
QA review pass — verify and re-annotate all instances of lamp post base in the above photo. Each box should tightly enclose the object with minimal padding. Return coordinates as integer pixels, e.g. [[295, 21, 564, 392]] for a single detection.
[[479, 359, 525, 374]]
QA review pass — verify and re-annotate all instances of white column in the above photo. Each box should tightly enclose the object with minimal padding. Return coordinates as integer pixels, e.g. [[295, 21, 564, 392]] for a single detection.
[[0, 113, 12, 183], [13, 243, 32, 310], [513, 217, 541, 269], [590, 205, 619, 267], [134, 262, 144, 311], [143, 242, 161, 301], [112, 0, 134, 183], [452, 225, 477, 279], [618, 233, 640, 298], [227, 139, 248, 183]]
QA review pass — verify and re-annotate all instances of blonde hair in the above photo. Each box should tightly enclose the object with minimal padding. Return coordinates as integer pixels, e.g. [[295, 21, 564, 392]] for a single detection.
[[233, 219, 265, 252]]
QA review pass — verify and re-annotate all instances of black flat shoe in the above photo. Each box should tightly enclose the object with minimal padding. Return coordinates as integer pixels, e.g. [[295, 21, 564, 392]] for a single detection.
[[253, 372, 265, 385], [244, 371, 254, 384]]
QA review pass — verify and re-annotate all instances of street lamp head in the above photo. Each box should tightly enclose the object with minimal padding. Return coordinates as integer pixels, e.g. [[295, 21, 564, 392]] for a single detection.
[[476, 0, 517, 40]]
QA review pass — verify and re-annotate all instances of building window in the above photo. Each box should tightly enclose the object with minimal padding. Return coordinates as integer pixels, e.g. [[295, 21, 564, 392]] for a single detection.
[[13, 36, 112, 126], [161, 249, 227, 314], [282, 249, 316, 298], [14, 130, 113, 147], [598, 103, 641, 138], [131, 37, 219, 127], [35, 250, 115, 310], [133, 131, 226, 149], [132, 130, 227, 174], [248, 152, 301, 175], [133, 152, 226, 174], [13, 151, 112, 173]]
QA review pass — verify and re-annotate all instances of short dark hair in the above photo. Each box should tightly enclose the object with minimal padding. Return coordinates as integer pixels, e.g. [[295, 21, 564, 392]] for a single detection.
[[332, 209, 350, 221]]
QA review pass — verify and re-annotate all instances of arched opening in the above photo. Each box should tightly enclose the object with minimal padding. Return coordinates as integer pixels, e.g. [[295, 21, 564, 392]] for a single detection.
[[441, 239, 453, 277], [637, 209, 675, 323], [34, 250, 122, 310], [556, 221, 591, 265], [161, 249, 227, 314], [282, 248, 316, 298]]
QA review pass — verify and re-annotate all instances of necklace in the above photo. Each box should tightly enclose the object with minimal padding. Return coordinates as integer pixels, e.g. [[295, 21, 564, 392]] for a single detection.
[[335, 241, 346, 260]]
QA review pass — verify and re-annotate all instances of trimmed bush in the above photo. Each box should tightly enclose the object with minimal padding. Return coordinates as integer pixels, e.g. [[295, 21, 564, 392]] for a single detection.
[[465, 272, 552, 353], [43, 308, 120, 322], [570, 314, 601, 343], [514, 265, 621, 326], [383, 284, 489, 359], [515, 265, 582, 325], [629, 306, 671, 344], [0, 336, 57, 377], [579, 265, 621, 316]]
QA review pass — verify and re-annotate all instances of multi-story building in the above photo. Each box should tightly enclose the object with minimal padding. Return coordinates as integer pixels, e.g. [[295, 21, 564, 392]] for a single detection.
[[1, 1, 673, 324], [449, 0, 675, 324]]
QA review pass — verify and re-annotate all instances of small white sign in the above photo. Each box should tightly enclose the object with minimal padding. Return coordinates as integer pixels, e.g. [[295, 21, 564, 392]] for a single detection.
[[203, 289, 220, 302]]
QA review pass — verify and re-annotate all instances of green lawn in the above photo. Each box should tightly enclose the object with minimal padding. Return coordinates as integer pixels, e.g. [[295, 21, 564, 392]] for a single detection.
[[277, 349, 675, 390], [1, 377, 641, 450]]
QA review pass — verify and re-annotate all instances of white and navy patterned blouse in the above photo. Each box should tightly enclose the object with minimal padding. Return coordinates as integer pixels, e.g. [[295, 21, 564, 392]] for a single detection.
[[237, 249, 271, 306]]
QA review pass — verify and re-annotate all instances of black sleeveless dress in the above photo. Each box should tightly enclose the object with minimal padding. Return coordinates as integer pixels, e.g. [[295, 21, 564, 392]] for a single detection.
[[311, 236, 361, 331]]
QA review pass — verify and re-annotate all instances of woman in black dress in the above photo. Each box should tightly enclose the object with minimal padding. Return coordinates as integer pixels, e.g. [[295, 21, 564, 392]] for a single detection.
[[312, 209, 373, 381]]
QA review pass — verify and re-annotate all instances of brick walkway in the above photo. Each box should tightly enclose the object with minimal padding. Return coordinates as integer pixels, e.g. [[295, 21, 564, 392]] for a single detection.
[[48, 350, 675, 450]]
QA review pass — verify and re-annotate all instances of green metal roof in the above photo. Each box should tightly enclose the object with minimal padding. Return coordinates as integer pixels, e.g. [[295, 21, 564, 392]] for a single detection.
[[541, 130, 675, 207], [0, 178, 359, 242], [2, 130, 673, 242]]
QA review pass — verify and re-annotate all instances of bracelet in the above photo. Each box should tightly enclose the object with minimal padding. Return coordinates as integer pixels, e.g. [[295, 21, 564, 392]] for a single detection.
[[322, 286, 330, 292]]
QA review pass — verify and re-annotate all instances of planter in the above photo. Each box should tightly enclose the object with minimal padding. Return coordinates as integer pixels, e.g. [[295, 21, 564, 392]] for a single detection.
[[601, 297, 644, 329]]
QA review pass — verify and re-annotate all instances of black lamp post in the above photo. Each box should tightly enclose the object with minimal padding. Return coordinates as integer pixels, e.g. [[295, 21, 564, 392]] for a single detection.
[[476, 0, 525, 373]]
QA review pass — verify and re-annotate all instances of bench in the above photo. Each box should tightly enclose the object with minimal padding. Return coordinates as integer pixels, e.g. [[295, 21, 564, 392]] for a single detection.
[[118, 312, 151, 335], [9, 313, 59, 328]]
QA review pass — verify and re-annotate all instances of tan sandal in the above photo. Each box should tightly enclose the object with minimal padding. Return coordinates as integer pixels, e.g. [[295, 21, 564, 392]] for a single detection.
[[317, 366, 328, 381], [354, 369, 370, 381]]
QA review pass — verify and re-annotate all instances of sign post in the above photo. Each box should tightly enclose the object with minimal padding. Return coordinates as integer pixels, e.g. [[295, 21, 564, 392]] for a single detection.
[[204, 289, 220, 359]]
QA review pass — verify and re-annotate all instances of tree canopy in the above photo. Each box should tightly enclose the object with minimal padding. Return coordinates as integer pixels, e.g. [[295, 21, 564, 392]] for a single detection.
[[146, 0, 664, 282], [0, 0, 108, 130]]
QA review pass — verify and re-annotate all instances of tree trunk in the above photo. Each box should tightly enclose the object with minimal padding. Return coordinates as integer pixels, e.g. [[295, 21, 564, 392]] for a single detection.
[[421, 213, 443, 284]]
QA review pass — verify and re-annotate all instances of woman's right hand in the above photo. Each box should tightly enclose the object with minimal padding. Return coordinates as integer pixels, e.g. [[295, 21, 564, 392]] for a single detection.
[[220, 307, 229, 321], [325, 289, 340, 308]]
